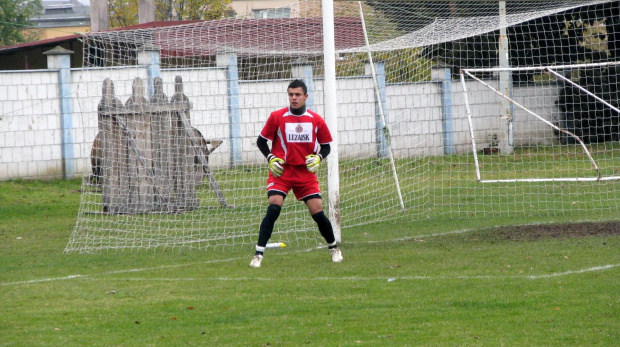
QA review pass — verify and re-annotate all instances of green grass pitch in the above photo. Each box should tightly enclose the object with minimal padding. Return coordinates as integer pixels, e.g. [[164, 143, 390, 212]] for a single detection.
[[1, 178, 618, 346]]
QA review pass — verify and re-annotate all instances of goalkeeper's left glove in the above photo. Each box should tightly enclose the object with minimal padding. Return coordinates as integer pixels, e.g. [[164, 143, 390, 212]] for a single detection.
[[305, 154, 322, 173]]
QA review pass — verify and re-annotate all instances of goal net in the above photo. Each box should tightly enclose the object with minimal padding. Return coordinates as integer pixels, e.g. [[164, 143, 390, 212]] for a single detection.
[[66, 0, 620, 253], [461, 62, 620, 183]]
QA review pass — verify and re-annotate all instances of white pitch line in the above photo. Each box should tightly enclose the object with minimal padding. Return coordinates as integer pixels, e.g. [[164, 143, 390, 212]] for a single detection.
[[94, 264, 620, 282], [1, 274, 87, 286], [523, 264, 619, 279], [0, 248, 321, 286], [0, 257, 242, 286], [355, 227, 482, 244], [4, 264, 618, 286], [1, 224, 617, 287]]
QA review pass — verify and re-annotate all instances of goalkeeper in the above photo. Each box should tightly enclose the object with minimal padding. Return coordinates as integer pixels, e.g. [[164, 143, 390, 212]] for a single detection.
[[250, 79, 343, 268]]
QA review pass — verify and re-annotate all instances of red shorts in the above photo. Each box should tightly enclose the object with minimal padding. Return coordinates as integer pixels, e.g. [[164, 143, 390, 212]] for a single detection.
[[267, 165, 321, 201]]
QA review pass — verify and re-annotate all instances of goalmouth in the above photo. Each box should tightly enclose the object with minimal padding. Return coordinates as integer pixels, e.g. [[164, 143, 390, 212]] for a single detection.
[[65, 0, 620, 253]]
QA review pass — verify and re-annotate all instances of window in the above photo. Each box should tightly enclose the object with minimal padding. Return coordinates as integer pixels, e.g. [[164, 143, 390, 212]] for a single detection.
[[251, 8, 291, 19]]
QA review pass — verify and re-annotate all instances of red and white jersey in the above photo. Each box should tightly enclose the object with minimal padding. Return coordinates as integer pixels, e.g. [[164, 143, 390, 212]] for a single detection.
[[260, 107, 333, 166]]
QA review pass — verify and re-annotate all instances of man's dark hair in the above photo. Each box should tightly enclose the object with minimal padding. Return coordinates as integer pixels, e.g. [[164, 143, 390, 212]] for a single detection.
[[288, 79, 307, 95]]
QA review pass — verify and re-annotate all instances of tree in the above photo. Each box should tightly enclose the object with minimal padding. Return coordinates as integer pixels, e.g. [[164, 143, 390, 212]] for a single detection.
[[109, 0, 232, 28], [551, 3, 620, 144], [157, 0, 232, 21], [109, 0, 139, 28], [556, 65, 620, 144], [0, 0, 44, 46]]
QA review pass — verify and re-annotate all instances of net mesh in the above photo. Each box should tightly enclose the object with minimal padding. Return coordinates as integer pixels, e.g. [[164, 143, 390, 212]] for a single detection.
[[460, 62, 619, 184], [66, 0, 619, 253]]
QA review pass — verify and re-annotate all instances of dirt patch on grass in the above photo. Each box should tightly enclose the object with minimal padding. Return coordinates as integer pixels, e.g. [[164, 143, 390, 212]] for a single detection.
[[481, 221, 620, 242]]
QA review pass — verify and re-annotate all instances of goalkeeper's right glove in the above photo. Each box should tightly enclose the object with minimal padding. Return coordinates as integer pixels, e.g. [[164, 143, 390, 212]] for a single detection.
[[267, 154, 285, 177]]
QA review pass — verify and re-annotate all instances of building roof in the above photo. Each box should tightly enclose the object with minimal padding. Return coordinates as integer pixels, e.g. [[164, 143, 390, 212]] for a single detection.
[[0, 34, 80, 54], [85, 17, 365, 58], [0, 21, 200, 54], [32, 0, 90, 28], [0, 17, 365, 58]]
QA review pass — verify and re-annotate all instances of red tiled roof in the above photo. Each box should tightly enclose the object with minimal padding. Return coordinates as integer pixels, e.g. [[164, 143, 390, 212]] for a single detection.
[[1, 18, 366, 57], [104, 20, 205, 31], [0, 34, 80, 53], [0, 21, 202, 53], [89, 18, 365, 57]]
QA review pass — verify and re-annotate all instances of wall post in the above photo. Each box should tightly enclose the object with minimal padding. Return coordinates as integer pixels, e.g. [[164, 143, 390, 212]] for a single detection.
[[365, 61, 389, 158], [217, 52, 242, 167], [44, 46, 75, 178], [291, 58, 315, 110], [137, 48, 161, 98], [499, 0, 515, 154], [432, 66, 455, 155]]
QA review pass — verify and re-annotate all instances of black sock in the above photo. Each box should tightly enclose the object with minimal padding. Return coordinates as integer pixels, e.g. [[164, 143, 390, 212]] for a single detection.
[[257, 204, 282, 248], [311, 211, 336, 245]]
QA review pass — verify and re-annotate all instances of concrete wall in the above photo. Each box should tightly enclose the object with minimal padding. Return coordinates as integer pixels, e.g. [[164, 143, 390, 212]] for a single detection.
[[0, 64, 560, 180], [0, 70, 63, 179]]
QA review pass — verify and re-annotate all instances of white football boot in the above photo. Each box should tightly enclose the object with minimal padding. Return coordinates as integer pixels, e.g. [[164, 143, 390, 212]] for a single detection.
[[330, 248, 343, 263], [249, 254, 263, 268]]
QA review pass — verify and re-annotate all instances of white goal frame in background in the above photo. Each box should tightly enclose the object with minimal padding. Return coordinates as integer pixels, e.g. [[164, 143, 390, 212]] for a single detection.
[[460, 62, 620, 183]]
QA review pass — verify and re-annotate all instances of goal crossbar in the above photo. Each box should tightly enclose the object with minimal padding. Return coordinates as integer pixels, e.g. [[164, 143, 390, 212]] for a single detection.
[[462, 61, 620, 73]]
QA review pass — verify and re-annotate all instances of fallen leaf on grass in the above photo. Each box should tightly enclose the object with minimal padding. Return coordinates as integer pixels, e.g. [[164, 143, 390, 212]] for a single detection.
[[187, 306, 195, 310], [169, 316, 177, 320]]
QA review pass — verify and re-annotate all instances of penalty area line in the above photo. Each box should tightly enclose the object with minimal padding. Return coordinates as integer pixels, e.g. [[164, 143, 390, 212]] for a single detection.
[[0, 256, 243, 286], [0, 247, 323, 287], [65, 263, 620, 283], [2, 249, 617, 287]]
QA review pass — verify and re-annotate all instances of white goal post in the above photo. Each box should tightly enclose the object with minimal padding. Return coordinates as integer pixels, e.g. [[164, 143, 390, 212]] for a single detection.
[[460, 61, 620, 183]]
